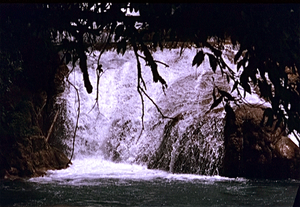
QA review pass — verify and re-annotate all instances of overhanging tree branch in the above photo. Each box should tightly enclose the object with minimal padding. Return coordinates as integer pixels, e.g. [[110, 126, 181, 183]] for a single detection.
[[139, 86, 173, 119], [131, 33, 174, 140], [132, 40, 145, 131], [137, 54, 169, 68]]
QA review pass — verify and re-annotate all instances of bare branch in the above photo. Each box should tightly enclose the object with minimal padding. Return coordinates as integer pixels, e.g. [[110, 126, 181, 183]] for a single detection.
[[88, 64, 103, 114], [88, 24, 115, 111], [132, 37, 174, 143], [132, 40, 146, 139], [137, 54, 169, 68], [46, 109, 59, 142], [66, 66, 81, 165], [88, 66, 121, 114], [139, 86, 173, 119], [136, 86, 145, 142], [97, 23, 115, 66]]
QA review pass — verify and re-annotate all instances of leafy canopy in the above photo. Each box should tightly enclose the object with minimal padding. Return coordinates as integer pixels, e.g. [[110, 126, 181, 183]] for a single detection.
[[1, 3, 300, 135]]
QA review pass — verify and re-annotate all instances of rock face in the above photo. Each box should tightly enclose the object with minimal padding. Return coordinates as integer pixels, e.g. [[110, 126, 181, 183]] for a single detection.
[[147, 112, 225, 176], [0, 136, 69, 179], [0, 49, 70, 179], [223, 105, 300, 179]]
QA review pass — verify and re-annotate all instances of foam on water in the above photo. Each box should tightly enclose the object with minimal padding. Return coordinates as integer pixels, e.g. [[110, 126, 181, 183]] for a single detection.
[[30, 157, 242, 185]]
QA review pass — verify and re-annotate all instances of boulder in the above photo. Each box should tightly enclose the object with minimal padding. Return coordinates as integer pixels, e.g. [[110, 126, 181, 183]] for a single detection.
[[222, 105, 300, 179]]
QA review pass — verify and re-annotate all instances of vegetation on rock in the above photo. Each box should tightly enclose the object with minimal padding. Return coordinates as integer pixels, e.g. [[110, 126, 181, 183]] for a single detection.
[[224, 105, 300, 179]]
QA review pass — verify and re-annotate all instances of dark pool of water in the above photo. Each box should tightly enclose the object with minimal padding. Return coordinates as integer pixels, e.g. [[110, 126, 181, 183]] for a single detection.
[[0, 177, 299, 207]]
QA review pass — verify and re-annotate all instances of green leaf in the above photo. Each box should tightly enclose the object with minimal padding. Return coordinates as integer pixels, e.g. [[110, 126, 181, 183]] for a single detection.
[[217, 88, 234, 101], [207, 43, 222, 57], [237, 58, 245, 71], [245, 58, 258, 85], [212, 87, 216, 101], [117, 38, 127, 55], [258, 80, 272, 100], [249, 71, 257, 85], [231, 81, 238, 93], [226, 74, 230, 83], [240, 71, 251, 95], [114, 24, 124, 41], [242, 82, 251, 95], [234, 48, 243, 64], [208, 54, 217, 72], [212, 48, 222, 57], [192, 51, 204, 67], [210, 96, 223, 110]]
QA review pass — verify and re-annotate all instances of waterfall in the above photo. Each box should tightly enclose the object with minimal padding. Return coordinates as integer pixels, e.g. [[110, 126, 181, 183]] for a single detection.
[[59, 46, 241, 175]]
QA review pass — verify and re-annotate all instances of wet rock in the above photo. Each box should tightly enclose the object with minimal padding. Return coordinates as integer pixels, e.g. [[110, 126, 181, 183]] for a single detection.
[[54, 64, 69, 95], [148, 112, 224, 175], [223, 105, 300, 179], [0, 58, 70, 179], [1, 136, 69, 179]]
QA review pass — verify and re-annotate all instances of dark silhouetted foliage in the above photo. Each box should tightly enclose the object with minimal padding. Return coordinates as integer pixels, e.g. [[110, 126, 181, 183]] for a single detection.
[[1, 3, 300, 135]]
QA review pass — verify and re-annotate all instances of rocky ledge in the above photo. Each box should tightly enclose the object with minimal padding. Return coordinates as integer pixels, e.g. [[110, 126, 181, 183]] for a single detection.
[[0, 53, 70, 179], [223, 105, 300, 179], [0, 136, 69, 179]]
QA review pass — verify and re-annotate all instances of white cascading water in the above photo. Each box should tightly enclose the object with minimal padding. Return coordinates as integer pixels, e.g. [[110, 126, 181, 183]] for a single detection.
[[62, 48, 203, 160], [31, 45, 289, 183]]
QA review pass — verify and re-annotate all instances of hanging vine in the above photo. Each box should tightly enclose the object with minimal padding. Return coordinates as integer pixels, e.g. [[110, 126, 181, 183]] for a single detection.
[[65, 65, 81, 165]]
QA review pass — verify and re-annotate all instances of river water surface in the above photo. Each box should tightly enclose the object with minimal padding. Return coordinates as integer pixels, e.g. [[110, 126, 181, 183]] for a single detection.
[[1, 158, 299, 206]]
